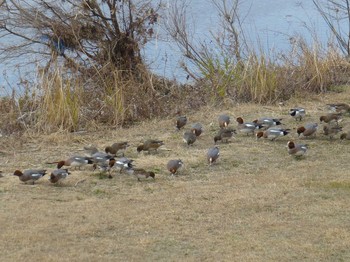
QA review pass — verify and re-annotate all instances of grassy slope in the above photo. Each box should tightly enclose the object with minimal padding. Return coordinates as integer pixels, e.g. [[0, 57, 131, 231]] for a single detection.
[[1, 89, 350, 261]]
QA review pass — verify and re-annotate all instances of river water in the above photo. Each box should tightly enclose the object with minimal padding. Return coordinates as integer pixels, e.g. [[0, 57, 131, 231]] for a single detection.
[[145, 0, 335, 83], [0, 0, 343, 95]]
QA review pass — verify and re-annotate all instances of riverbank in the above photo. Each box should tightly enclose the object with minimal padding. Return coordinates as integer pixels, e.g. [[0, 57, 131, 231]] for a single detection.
[[1, 87, 350, 261]]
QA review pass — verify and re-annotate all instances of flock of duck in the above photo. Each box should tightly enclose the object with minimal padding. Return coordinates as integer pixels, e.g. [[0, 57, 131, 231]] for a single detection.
[[3, 102, 350, 185]]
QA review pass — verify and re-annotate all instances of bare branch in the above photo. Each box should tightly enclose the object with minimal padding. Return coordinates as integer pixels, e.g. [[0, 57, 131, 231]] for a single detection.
[[313, 0, 350, 56]]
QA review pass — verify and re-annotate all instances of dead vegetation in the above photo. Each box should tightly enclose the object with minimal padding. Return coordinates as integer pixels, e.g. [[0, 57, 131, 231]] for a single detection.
[[1, 39, 350, 136], [1, 1, 350, 135], [1, 88, 350, 261]]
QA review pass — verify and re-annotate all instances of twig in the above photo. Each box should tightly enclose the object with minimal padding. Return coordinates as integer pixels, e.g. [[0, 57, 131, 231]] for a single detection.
[[74, 179, 86, 187]]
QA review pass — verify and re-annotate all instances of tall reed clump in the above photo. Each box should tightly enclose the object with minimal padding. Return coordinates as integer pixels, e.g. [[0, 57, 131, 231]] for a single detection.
[[36, 68, 81, 132], [235, 54, 279, 103], [197, 50, 280, 103], [284, 39, 349, 93], [0, 94, 22, 135], [195, 37, 350, 104], [196, 55, 237, 100], [100, 69, 126, 126]]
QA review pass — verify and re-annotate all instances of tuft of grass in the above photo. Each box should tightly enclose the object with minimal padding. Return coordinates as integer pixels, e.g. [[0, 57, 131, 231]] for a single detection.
[[328, 85, 349, 93], [35, 68, 81, 132], [144, 187, 154, 193], [0, 96, 23, 135], [93, 188, 107, 195], [326, 181, 350, 191], [91, 172, 111, 180]]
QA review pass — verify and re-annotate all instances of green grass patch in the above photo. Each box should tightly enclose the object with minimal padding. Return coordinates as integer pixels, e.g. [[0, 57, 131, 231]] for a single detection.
[[326, 181, 350, 191], [93, 188, 107, 195], [328, 85, 349, 93]]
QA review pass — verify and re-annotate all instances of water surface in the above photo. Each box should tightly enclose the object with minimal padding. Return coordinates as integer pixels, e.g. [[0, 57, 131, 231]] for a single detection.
[[0, 0, 342, 95]]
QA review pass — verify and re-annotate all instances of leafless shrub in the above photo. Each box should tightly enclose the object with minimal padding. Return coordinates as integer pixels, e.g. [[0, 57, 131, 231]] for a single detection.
[[0, 0, 161, 76]]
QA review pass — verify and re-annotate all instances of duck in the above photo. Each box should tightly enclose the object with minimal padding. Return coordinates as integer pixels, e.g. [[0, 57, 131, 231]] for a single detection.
[[287, 141, 307, 157], [319, 113, 342, 125], [214, 128, 236, 143], [253, 117, 282, 129], [90, 151, 114, 164], [49, 156, 93, 169], [137, 139, 164, 153], [176, 116, 187, 130], [129, 168, 155, 181], [13, 169, 47, 184], [207, 146, 220, 165], [340, 131, 350, 140], [327, 103, 350, 114], [289, 108, 305, 121], [323, 124, 342, 139], [49, 169, 71, 184], [236, 117, 263, 135], [92, 157, 116, 178], [218, 114, 230, 129], [167, 159, 184, 175], [183, 131, 197, 146], [0, 171, 3, 178], [191, 123, 203, 137], [114, 157, 134, 173], [90, 151, 115, 175], [256, 128, 290, 141], [105, 141, 129, 156], [297, 123, 318, 138]]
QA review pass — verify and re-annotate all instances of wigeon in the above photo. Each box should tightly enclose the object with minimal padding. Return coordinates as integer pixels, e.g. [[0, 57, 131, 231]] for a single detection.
[[287, 141, 307, 157], [90, 151, 113, 161], [319, 113, 342, 125], [327, 103, 350, 114], [49, 169, 71, 184], [191, 123, 203, 137], [105, 141, 129, 156], [236, 117, 263, 135], [256, 128, 290, 141], [176, 116, 187, 130], [93, 158, 116, 178], [214, 128, 236, 143], [90, 151, 115, 176], [167, 159, 184, 175], [297, 123, 318, 138], [207, 146, 220, 165], [13, 169, 47, 184], [218, 114, 230, 129], [183, 131, 197, 146], [129, 168, 155, 181], [137, 139, 164, 153], [340, 131, 350, 140], [51, 156, 93, 169], [253, 117, 282, 129], [289, 108, 305, 121], [323, 124, 342, 139], [114, 157, 134, 173]]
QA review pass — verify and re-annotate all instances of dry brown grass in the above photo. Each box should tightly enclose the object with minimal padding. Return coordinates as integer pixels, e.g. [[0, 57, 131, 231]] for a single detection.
[[196, 38, 350, 105], [1, 88, 350, 261]]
